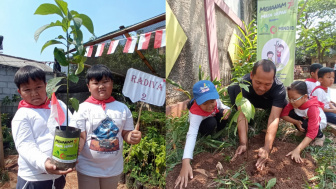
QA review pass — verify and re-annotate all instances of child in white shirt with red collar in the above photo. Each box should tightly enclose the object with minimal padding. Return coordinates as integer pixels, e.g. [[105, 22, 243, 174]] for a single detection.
[[71, 64, 141, 189], [305, 63, 322, 95], [175, 80, 230, 188], [12, 65, 73, 189], [281, 81, 326, 163], [310, 67, 336, 124]]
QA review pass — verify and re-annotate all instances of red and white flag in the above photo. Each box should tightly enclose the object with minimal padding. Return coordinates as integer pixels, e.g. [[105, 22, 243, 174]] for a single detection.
[[84, 46, 93, 57], [123, 36, 138, 53], [137, 32, 152, 50], [107, 40, 119, 54], [47, 93, 65, 134], [154, 29, 166, 48], [95, 43, 105, 57]]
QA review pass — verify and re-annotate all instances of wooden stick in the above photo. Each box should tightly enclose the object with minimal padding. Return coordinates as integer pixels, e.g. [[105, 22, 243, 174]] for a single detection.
[[125, 101, 144, 163], [135, 101, 144, 131]]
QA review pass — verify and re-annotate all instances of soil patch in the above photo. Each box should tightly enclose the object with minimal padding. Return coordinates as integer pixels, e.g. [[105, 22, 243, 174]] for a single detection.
[[166, 133, 317, 189]]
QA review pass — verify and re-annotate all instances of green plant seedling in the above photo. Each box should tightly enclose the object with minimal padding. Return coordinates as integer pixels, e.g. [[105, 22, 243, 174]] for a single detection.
[[34, 0, 95, 122]]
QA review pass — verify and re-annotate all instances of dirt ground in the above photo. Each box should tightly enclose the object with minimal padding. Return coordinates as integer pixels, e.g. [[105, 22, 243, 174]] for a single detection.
[[166, 133, 321, 189], [0, 155, 127, 189]]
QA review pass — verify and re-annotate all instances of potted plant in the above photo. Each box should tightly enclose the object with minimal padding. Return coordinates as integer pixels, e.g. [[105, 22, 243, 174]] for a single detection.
[[34, 0, 95, 170]]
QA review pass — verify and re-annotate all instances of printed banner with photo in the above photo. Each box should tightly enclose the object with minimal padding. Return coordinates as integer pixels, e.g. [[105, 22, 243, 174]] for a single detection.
[[257, 0, 298, 86]]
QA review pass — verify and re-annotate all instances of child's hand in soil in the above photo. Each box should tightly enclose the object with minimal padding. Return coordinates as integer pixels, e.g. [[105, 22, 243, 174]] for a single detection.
[[256, 147, 269, 170], [175, 159, 193, 189], [286, 149, 303, 163], [231, 144, 247, 162], [45, 158, 74, 175], [295, 120, 305, 132]]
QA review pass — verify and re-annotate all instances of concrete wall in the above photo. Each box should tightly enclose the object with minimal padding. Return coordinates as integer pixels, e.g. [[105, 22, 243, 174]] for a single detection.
[[166, 0, 210, 105], [312, 56, 336, 68], [166, 0, 254, 106]]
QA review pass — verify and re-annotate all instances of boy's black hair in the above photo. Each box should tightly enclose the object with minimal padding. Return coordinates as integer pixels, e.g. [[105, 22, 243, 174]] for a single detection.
[[278, 44, 284, 49], [309, 63, 323, 74], [317, 67, 333, 78], [251, 59, 276, 78], [287, 81, 307, 95], [86, 64, 114, 84], [267, 51, 274, 55], [14, 65, 46, 89]]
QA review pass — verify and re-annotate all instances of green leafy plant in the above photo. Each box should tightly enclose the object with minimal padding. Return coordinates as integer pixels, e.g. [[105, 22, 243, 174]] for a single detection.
[[132, 110, 165, 134], [231, 19, 257, 79], [306, 139, 336, 188], [34, 0, 95, 122], [123, 127, 166, 188], [213, 166, 257, 188], [1, 95, 21, 106]]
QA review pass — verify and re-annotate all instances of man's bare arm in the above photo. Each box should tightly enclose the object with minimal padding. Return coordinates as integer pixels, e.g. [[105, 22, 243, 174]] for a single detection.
[[264, 106, 282, 151]]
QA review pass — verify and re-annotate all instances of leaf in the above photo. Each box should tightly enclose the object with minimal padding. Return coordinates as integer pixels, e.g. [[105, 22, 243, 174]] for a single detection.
[[241, 98, 255, 122], [72, 17, 83, 30], [70, 10, 79, 15], [46, 77, 64, 98], [69, 98, 79, 112], [68, 74, 79, 84], [53, 47, 68, 66], [239, 83, 249, 92], [34, 3, 63, 17], [253, 182, 264, 189], [34, 21, 63, 41], [41, 40, 63, 53], [166, 79, 183, 88], [75, 61, 84, 75], [57, 35, 66, 40], [76, 44, 84, 55], [232, 110, 241, 123], [76, 14, 94, 34], [235, 92, 243, 106], [55, 0, 68, 17], [73, 29, 83, 48], [266, 178, 276, 189]]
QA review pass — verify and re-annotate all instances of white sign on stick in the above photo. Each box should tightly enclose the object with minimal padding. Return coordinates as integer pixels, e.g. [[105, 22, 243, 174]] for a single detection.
[[122, 68, 166, 106]]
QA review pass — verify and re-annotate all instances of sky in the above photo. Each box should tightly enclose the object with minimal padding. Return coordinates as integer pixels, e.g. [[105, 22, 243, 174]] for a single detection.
[[0, 0, 165, 62]]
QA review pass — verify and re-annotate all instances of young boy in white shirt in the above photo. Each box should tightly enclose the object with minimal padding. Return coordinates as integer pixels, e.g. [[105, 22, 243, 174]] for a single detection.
[[71, 64, 141, 189], [310, 67, 336, 124], [305, 63, 322, 95], [12, 65, 73, 189]]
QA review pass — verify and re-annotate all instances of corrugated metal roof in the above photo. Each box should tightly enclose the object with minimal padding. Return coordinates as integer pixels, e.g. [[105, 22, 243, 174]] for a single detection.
[[0, 54, 53, 73]]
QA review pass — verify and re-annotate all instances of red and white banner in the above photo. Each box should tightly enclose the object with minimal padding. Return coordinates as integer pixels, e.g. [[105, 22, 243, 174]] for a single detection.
[[84, 45, 93, 57], [123, 36, 138, 53], [138, 32, 152, 50], [122, 68, 166, 106], [107, 40, 119, 54], [95, 43, 105, 57], [154, 29, 166, 48]]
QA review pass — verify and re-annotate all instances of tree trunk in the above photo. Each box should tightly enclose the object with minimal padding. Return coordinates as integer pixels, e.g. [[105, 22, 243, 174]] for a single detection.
[[0, 106, 5, 169], [297, 0, 309, 23]]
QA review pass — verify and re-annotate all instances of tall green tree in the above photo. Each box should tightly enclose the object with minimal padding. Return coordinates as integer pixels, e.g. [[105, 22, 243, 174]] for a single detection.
[[296, 0, 336, 64]]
